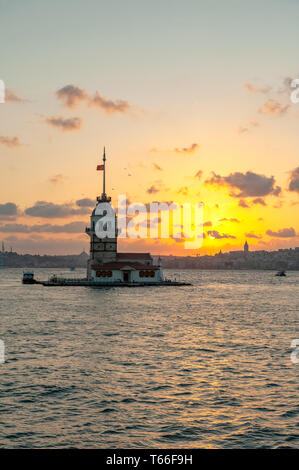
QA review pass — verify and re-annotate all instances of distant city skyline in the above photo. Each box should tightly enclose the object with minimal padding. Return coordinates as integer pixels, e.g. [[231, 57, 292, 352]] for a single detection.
[[2, 241, 299, 272], [1, 0, 299, 255]]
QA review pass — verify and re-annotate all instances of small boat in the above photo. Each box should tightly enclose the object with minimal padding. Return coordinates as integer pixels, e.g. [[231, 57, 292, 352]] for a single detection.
[[22, 271, 38, 284], [275, 270, 286, 277]]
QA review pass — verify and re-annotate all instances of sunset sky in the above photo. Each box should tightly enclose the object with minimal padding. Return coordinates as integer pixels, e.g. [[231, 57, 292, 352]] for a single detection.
[[1, 0, 299, 255]]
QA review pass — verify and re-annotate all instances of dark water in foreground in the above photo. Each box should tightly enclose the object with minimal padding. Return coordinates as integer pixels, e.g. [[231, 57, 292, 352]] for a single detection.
[[0, 268, 298, 448]]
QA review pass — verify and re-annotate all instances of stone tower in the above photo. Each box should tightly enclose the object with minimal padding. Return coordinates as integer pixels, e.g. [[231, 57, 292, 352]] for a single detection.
[[244, 240, 249, 253], [86, 149, 117, 278]]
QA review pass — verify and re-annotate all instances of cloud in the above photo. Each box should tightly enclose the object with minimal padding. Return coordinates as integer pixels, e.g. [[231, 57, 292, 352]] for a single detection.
[[146, 180, 167, 195], [203, 221, 212, 227], [153, 163, 163, 171], [194, 170, 203, 179], [207, 230, 236, 239], [56, 84, 87, 108], [149, 143, 199, 155], [24, 201, 90, 218], [150, 201, 178, 211], [266, 227, 296, 238], [252, 197, 266, 206], [205, 171, 281, 197], [288, 167, 299, 193], [49, 174, 66, 184], [0, 221, 86, 233], [55, 84, 132, 115], [272, 200, 284, 209], [243, 83, 271, 94], [76, 198, 95, 207], [258, 99, 289, 116], [245, 232, 262, 239], [177, 186, 189, 196], [45, 116, 82, 131], [89, 91, 130, 114], [278, 76, 298, 94], [219, 218, 240, 223], [0, 136, 21, 148], [147, 185, 160, 194], [237, 120, 259, 134], [174, 143, 199, 154], [0, 202, 18, 219], [6, 90, 28, 103], [238, 199, 250, 208], [237, 126, 250, 134]]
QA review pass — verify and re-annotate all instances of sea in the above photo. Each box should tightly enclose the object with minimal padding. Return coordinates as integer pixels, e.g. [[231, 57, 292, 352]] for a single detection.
[[0, 268, 298, 448]]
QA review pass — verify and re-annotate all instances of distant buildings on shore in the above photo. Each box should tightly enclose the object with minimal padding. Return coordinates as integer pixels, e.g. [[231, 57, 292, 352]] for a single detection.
[[0, 248, 89, 268], [1, 241, 299, 270], [159, 242, 299, 270]]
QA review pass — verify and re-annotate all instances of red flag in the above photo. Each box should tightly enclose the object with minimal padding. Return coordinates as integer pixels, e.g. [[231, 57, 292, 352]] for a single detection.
[[97, 164, 104, 170]]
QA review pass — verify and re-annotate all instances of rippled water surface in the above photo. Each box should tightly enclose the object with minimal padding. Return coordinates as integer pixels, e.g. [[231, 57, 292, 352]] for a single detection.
[[0, 268, 298, 448]]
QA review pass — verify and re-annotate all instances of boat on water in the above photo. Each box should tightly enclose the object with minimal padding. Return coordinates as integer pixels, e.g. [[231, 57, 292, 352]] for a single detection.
[[22, 271, 39, 284], [275, 270, 286, 277]]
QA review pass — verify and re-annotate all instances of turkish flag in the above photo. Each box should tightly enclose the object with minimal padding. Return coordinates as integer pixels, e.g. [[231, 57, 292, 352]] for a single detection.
[[97, 164, 104, 170]]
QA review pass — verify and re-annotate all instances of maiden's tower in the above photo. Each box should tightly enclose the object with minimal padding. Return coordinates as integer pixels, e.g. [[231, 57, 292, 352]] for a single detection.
[[32, 149, 190, 287], [85, 148, 164, 284]]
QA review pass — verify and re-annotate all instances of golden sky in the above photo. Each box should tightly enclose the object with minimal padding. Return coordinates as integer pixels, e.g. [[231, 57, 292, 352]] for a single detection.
[[0, 0, 299, 255]]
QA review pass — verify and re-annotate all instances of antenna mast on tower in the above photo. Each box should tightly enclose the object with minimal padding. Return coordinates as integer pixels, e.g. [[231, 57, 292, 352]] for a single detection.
[[97, 147, 111, 203], [102, 146, 106, 198]]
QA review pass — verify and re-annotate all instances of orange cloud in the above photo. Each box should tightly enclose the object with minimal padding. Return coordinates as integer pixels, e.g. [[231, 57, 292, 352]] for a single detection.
[[174, 143, 199, 154], [56, 84, 131, 114], [147, 185, 160, 194], [177, 186, 189, 196], [207, 230, 236, 239], [6, 90, 28, 103], [153, 163, 163, 171], [245, 232, 262, 239], [0, 136, 21, 147], [258, 99, 289, 116], [45, 116, 82, 131], [49, 174, 66, 184], [56, 84, 87, 108], [194, 170, 203, 179], [237, 120, 259, 134], [243, 82, 271, 94], [89, 91, 130, 114]]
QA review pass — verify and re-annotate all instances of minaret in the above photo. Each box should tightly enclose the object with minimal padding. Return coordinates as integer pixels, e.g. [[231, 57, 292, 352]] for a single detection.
[[244, 240, 249, 253], [86, 148, 117, 279]]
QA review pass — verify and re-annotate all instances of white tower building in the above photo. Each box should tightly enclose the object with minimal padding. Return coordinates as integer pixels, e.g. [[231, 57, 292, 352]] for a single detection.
[[86, 148, 118, 278], [85, 149, 164, 284]]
